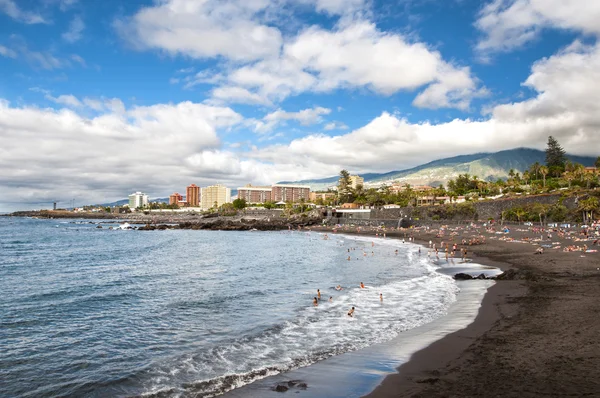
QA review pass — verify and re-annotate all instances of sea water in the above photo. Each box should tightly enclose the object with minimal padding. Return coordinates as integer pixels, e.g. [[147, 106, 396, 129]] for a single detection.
[[0, 218, 458, 397]]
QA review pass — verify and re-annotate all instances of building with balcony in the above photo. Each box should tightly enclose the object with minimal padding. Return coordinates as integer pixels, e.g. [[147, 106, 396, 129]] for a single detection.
[[271, 184, 310, 203], [128, 192, 148, 209], [169, 192, 183, 205], [201, 184, 231, 209], [186, 184, 200, 207], [237, 184, 272, 203]]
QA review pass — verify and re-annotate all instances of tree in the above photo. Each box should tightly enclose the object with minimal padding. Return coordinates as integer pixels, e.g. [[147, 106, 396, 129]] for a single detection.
[[578, 197, 599, 223], [539, 166, 549, 187], [232, 198, 247, 210], [338, 169, 353, 203], [545, 136, 566, 169]]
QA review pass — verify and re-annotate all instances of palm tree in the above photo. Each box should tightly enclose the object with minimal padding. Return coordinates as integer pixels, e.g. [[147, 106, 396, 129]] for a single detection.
[[522, 171, 531, 186], [578, 197, 599, 223], [530, 162, 541, 180], [540, 166, 549, 187]]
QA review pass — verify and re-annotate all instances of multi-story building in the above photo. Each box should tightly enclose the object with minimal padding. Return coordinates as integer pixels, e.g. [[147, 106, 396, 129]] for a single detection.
[[128, 192, 148, 209], [271, 184, 310, 202], [349, 175, 364, 189], [237, 184, 272, 203], [390, 184, 433, 194], [338, 175, 364, 190], [201, 184, 231, 209], [309, 192, 337, 202], [186, 184, 200, 207], [169, 192, 183, 205]]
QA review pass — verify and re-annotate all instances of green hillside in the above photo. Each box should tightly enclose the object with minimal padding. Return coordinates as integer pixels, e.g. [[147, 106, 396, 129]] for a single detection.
[[280, 148, 596, 190]]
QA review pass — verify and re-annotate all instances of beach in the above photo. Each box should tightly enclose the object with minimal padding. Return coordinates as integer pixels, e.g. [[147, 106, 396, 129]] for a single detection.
[[310, 223, 600, 397]]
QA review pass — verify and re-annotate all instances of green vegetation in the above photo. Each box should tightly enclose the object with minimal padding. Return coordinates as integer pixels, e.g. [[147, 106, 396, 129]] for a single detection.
[[232, 198, 246, 210]]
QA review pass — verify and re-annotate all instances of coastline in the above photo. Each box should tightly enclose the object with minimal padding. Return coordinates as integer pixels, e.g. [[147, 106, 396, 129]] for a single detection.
[[6, 217, 599, 396]]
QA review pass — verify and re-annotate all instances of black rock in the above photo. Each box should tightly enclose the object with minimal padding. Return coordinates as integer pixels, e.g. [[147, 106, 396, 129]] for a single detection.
[[274, 384, 289, 392], [454, 273, 473, 280], [476, 273, 487, 279]]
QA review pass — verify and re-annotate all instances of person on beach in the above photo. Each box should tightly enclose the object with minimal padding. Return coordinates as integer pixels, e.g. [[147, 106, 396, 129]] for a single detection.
[[313, 297, 318, 306], [360, 282, 365, 288], [317, 289, 321, 300], [347, 307, 355, 317]]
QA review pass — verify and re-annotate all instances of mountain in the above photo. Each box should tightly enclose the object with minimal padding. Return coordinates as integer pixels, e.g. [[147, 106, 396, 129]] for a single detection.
[[279, 148, 597, 190]]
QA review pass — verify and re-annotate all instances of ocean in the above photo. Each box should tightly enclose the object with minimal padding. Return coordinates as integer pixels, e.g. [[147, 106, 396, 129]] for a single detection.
[[0, 217, 460, 397]]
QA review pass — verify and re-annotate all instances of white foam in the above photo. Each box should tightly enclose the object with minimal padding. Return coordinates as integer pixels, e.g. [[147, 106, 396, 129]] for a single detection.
[[139, 234, 458, 397]]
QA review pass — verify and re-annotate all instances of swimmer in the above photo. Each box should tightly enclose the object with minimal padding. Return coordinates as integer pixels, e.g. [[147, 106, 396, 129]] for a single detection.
[[360, 282, 365, 289], [347, 306, 355, 317], [395, 249, 398, 255], [329, 296, 333, 302], [317, 289, 321, 300], [335, 285, 343, 291], [380, 293, 383, 302], [313, 297, 318, 306], [347, 256, 351, 261]]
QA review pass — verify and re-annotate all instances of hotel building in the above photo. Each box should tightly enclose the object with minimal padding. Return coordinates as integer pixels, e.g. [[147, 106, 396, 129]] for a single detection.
[[186, 184, 200, 207], [201, 184, 231, 209], [169, 192, 183, 205], [349, 175, 364, 189], [271, 184, 310, 202], [237, 184, 272, 203], [128, 192, 148, 209]]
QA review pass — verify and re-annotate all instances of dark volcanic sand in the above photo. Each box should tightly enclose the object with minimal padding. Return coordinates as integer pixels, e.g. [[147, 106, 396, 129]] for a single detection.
[[314, 225, 600, 397]]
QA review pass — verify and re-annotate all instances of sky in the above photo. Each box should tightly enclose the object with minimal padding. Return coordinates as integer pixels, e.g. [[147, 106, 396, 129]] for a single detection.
[[1, 0, 599, 211]]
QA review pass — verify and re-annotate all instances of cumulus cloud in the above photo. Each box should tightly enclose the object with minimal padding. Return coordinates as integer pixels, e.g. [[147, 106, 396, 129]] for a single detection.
[[115, 0, 283, 61], [254, 106, 331, 133], [0, 0, 46, 24], [62, 16, 85, 43], [121, 1, 482, 110], [0, 99, 244, 210], [475, 0, 600, 56], [209, 21, 483, 109]]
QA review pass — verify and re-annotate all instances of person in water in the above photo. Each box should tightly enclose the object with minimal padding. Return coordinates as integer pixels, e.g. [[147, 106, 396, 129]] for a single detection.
[[347, 307, 355, 317], [335, 285, 342, 291], [313, 297, 318, 306], [360, 282, 365, 288], [329, 296, 333, 302], [380, 293, 383, 302], [317, 289, 321, 300]]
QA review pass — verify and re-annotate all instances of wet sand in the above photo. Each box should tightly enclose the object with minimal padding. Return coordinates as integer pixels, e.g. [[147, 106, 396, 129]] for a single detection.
[[322, 224, 600, 397]]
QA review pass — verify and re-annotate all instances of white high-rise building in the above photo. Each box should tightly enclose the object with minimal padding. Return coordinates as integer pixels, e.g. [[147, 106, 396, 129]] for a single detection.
[[201, 185, 231, 209], [128, 192, 148, 209]]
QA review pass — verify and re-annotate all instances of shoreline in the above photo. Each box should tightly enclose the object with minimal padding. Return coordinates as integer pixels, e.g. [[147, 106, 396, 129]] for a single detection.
[[316, 224, 599, 397], [219, 233, 499, 398]]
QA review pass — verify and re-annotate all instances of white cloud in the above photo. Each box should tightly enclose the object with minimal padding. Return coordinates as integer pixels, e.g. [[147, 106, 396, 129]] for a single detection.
[[324, 121, 349, 130], [0, 45, 17, 58], [254, 106, 331, 132], [475, 0, 600, 55], [123, 1, 481, 110], [0, 0, 46, 24], [209, 21, 482, 109], [62, 16, 85, 43], [298, 0, 368, 16], [115, 0, 283, 62], [0, 99, 244, 209]]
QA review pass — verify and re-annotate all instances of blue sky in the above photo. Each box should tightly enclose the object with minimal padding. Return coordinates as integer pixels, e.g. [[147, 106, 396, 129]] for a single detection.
[[1, 0, 599, 210]]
